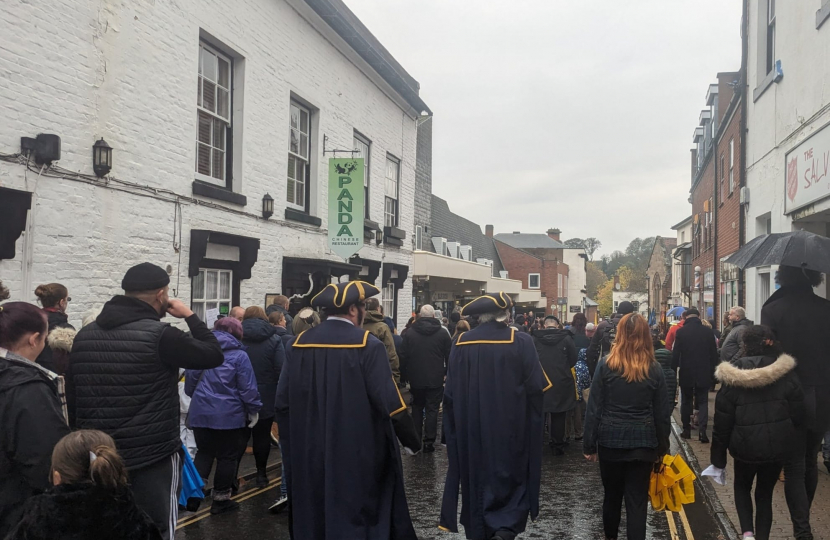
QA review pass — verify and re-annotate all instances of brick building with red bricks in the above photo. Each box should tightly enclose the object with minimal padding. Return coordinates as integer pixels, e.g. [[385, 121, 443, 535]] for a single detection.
[[490, 227, 569, 317], [689, 71, 745, 328]]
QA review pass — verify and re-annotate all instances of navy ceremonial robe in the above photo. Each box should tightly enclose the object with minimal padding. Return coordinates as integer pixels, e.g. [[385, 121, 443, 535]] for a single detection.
[[440, 321, 550, 539], [275, 318, 417, 540]]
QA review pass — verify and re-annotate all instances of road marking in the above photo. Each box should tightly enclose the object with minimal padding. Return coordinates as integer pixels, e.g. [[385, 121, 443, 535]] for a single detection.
[[665, 511, 681, 540], [679, 506, 696, 540], [176, 478, 281, 530]]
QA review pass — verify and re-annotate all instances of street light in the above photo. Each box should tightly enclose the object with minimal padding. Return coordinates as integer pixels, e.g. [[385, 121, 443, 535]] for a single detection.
[[92, 138, 112, 177], [262, 193, 274, 219]]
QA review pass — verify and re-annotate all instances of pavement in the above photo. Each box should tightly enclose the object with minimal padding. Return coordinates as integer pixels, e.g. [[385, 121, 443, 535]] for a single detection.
[[671, 391, 830, 540], [178, 414, 723, 540]]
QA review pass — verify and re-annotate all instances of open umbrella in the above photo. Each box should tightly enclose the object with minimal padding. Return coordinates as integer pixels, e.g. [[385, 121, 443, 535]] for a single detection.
[[726, 230, 830, 273], [667, 306, 686, 318]]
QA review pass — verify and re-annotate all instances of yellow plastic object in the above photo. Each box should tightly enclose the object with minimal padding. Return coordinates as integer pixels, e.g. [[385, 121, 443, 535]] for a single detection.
[[649, 454, 697, 512]]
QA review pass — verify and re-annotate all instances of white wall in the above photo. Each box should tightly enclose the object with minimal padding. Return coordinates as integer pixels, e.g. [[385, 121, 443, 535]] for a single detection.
[[612, 291, 649, 317], [0, 0, 418, 326], [563, 248, 587, 314], [744, 0, 830, 320], [671, 221, 692, 303]]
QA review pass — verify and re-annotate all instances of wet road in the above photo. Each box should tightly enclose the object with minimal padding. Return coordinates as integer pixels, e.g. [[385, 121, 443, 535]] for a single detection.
[[178, 435, 723, 540]]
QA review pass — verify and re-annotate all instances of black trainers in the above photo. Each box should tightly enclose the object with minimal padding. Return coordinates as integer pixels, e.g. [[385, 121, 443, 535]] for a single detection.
[[255, 471, 268, 489], [680, 429, 691, 439], [424, 443, 435, 454], [210, 499, 240, 515], [699, 432, 710, 444], [269, 495, 288, 514]]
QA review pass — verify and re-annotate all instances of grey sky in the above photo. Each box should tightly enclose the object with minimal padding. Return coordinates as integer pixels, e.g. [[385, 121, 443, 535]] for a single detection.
[[344, 0, 743, 256]]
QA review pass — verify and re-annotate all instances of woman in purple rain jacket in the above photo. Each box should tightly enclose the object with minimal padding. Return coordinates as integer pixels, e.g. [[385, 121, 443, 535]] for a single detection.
[[186, 317, 261, 514]]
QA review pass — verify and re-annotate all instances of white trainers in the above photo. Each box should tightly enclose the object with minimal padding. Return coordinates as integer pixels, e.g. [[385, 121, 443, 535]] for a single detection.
[[269, 495, 288, 514], [742, 533, 756, 540]]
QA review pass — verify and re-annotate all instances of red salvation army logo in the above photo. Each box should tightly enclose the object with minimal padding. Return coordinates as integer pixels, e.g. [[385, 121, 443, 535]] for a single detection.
[[787, 157, 799, 202]]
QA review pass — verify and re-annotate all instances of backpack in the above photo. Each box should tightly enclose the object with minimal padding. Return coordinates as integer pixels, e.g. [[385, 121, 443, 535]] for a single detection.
[[600, 319, 619, 358]]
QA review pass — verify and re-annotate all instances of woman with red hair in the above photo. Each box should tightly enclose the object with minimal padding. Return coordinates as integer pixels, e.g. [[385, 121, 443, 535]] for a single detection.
[[582, 313, 671, 540]]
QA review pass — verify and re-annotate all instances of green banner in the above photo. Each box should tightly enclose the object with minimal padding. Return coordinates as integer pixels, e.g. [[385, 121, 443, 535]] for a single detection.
[[328, 158, 364, 259]]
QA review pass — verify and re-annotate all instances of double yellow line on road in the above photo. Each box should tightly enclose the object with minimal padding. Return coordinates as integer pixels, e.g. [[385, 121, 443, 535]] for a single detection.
[[665, 508, 695, 540], [176, 476, 282, 530]]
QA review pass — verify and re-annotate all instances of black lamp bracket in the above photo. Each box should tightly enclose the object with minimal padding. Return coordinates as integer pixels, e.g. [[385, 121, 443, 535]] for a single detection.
[[323, 134, 359, 156]]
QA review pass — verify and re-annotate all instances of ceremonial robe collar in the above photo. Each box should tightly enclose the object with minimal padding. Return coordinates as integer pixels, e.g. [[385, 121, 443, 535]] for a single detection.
[[455, 322, 515, 346], [292, 319, 370, 348]]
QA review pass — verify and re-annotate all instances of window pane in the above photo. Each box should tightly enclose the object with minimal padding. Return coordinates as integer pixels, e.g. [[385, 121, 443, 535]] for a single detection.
[[212, 148, 224, 180], [217, 88, 229, 120], [213, 119, 225, 149], [219, 271, 230, 299], [193, 271, 205, 300], [205, 302, 218, 312], [199, 46, 205, 75], [197, 78, 202, 107], [198, 111, 212, 143], [300, 134, 308, 159], [287, 178, 296, 204], [296, 179, 305, 206], [290, 128, 299, 155], [192, 302, 205, 321], [206, 270, 218, 299], [197, 143, 211, 175], [290, 105, 299, 129], [300, 110, 309, 133], [202, 49, 217, 81], [202, 80, 216, 113], [217, 57, 230, 88], [287, 155, 296, 180]]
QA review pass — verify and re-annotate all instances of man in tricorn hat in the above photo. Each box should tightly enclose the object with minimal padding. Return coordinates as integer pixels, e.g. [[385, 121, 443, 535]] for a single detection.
[[440, 293, 551, 540], [275, 280, 420, 540]]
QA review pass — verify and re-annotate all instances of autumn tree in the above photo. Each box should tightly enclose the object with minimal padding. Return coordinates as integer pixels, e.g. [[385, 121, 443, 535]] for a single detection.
[[586, 262, 607, 299]]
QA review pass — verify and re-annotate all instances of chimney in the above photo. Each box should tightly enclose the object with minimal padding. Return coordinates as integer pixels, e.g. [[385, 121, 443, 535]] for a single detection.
[[547, 228, 561, 242], [485, 224, 494, 238]]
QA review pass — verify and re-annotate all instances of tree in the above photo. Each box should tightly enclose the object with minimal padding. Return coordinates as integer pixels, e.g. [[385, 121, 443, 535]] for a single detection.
[[586, 262, 607, 299], [564, 238, 585, 249], [583, 238, 602, 261], [596, 278, 614, 317]]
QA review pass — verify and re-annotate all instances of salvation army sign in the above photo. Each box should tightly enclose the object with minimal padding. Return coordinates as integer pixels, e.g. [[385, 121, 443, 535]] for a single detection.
[[785, 122, 830, 213], [328, 158, 364, 259]]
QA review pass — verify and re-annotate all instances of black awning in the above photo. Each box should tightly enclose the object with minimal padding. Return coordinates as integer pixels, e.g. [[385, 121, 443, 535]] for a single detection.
[[349, 255, 382, 283], [382, 262, 409, 288], [283, 257, 362, 278], [0, 187, 32, 260], [189, 230, 260, 279]]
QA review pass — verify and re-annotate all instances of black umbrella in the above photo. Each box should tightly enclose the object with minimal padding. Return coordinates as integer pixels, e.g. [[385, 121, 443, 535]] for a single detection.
[[725, 230, 830, 273]]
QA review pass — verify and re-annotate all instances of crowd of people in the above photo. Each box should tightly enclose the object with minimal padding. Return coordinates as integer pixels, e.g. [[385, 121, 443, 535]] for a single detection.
[[0, 262, 829, 540]]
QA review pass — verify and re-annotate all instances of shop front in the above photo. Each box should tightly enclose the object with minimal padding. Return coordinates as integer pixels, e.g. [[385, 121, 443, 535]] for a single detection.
[[280, 256, 362, 313]]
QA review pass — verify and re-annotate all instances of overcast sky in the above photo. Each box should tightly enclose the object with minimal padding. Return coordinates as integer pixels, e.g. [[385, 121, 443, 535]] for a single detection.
[[343, 0, 743, 256]]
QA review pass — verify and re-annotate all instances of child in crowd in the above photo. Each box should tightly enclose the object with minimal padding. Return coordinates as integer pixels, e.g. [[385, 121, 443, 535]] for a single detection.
[[565, 348, 592, 440], [7, 430, 161, 540]]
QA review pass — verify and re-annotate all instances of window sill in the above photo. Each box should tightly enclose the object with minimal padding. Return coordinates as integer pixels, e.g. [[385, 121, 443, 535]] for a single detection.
[[818, 3, 830, 29], [284, 207, 321, 227], [753, 62, 782, 102], [384, 236, 404, 248], [384, 226, 406, 240], [192, 181, 247, 206]]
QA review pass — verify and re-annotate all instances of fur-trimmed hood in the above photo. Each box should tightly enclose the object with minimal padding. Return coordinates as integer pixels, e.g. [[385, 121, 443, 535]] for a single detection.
[[716, 354, 796, 389], [47, 326, 76, 352]]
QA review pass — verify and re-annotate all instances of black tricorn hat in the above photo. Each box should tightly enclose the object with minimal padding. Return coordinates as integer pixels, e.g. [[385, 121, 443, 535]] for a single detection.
[[460, 292, 514, 316], [310, 280, 380, 309]]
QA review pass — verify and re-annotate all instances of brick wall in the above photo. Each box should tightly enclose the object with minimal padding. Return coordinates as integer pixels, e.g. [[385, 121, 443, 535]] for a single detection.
[[0, 0, 419, 326], [691, 145, 716, 315], [494, 240, 568, 315]]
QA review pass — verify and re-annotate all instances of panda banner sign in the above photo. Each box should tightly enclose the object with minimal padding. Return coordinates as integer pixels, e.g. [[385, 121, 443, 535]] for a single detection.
[[328, 158, 364, 259]]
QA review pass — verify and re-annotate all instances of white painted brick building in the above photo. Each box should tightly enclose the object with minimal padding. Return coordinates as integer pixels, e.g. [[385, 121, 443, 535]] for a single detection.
[[0, 0, 430, 327]]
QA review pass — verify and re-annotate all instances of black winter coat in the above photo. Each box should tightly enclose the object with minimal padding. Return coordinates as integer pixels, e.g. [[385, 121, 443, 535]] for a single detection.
[[572, 332, 591, 351], [400, 317, 451, 389], [533, 329, 578, 413], [719, 317, 753, 363], [266, 304, 294, 335], [762, 284, 830, 432], [711, 354, 805, 468], [586, 314, 624, 377], [583, 357, 670, 458], [6, 484, 161, 540], [35, 310, 75, 374], [0, 351, 70, 538], [654, 347, 677, 412], [241, 318, 286, 419], [671, 317, 718, 388]]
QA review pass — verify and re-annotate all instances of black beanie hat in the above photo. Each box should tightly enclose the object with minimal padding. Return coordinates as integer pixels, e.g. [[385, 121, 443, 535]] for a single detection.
[[121, 262, 170, 292], [617, 301, 635, 315]]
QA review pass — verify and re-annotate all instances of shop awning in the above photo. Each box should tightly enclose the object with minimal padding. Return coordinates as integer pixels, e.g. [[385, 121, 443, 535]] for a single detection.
[[189, 230, 260, 279]]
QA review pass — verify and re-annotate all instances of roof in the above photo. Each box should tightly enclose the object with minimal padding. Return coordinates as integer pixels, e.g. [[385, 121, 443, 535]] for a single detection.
[[671, 216, 693, 230], [428, 195, 504, 275], [493, 233, 566, 250], [304, 0, 431, 115], [585, 298, 598, 307]]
